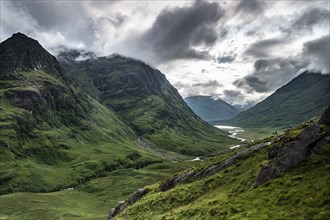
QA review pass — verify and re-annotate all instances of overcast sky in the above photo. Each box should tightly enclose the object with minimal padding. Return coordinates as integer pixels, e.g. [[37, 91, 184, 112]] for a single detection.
[[1, 0, 329, 106]]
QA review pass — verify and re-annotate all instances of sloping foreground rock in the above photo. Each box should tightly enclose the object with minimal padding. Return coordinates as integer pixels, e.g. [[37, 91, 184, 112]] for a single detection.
[[106, 188, 148, 220], [159, 141, 272, 192], [256, 107, 330, 186]]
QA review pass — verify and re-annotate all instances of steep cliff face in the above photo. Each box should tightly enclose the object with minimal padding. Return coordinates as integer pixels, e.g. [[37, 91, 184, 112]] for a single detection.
[[60, 52, 237, 156]]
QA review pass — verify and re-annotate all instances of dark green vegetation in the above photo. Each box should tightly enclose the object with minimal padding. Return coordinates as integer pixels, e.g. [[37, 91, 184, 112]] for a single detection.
[[184, 95, 241, 122], [225, 72, 330, 129], [0, 33, 237, 219], [114, 117, 330, 219], [59, 51, 237, 156], [0, 33, 163, 194]]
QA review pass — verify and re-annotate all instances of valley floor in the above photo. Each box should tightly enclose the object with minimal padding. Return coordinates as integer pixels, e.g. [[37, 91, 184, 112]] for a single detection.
[[0, 161, 196, 220]]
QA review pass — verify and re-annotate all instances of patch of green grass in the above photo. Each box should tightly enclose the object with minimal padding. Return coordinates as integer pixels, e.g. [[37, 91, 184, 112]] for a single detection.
[[0, 161, 196, 220]]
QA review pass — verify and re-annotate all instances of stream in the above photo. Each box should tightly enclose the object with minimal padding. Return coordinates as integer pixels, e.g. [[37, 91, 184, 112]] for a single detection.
[[214, 125, 249, 149]]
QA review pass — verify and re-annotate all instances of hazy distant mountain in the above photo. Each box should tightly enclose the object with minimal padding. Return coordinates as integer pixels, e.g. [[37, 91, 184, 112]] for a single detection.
[[184, 95, 241, 122], [225, 72, 330, 128], [59, 51, 237, 156]]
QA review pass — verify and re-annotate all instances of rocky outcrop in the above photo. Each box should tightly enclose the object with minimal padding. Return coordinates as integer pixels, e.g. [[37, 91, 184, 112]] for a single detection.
[[106, 201, 126, 220], [319, 106, 330, 125], [255, 124, 328, 186], [5, 89, 44, 112], [160, 141, 272, 192], [106, 188, 148, 220], [127, 188, 148, 205]]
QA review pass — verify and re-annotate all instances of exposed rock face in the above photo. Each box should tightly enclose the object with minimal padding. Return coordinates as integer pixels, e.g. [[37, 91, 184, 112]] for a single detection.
[[106, 201, 126, 220], [4, 89, 44, 112], [160, 141, 272, 192], [319, 106, 330, 125], [106, 188, 148, 220], [127, 188, 148, 205], [255, 124, 325, 185]]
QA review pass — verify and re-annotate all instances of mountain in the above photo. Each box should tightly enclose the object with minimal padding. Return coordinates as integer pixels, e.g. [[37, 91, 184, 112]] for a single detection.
[[184, 95, 241, 122], [107, 108, 330, 219], [0, 33, 160, 195], [59, 51, 237, 156], [224, 72, 330, 128]]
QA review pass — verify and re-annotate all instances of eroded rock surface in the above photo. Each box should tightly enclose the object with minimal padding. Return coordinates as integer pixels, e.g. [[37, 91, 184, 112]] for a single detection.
[[255, 124, 327, 185]]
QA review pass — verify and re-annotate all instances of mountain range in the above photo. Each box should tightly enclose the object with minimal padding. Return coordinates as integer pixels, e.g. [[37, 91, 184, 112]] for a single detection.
[[1, 33, 329, 220], [58, 50, 236, 156], [184, 95, 241, 122], [0, 33, 238, 219]]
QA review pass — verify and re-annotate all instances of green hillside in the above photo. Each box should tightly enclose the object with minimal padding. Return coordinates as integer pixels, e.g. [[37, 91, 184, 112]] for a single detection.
[[0, 33, 163, 195], [225, 72, 330, 129], [110, 110, 330, 219], [59, 52, 237, 156], [184, 95, 241, 122]]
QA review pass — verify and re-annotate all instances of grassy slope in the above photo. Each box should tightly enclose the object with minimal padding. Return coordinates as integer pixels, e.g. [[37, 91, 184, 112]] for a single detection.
[[61, 55, 238, 156], [0, 161, 196, 220], [116, 123, 330, 219], [0, 69, 162, 194], [0, 69, 202, 219], [225, 73, 330, 129]]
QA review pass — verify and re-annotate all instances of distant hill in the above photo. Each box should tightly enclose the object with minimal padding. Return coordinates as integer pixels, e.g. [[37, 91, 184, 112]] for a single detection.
[[184, 95, 241, 122], [59, 51, 237, 156], [225, 72, 330, 128]]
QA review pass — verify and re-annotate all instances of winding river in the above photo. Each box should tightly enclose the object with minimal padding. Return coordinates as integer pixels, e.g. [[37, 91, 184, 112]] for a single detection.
[[214, 125, 248, 149]]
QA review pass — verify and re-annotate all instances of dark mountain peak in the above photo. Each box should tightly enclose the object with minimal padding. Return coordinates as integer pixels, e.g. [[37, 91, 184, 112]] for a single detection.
[[0, 32, 64, 78]]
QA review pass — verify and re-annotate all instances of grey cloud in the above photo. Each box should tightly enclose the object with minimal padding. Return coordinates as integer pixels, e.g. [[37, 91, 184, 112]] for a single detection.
[[192, 80, 222, 88], [138, 0, 224, 63], [234, 58, 303, 93], [293, 8, 330, 31], [235, 0, 266, 14], [222, 89, 247, 105], [176, 80, 223, 98], [244, 38, 289, 58], [234, 34, 330, 94], [217, 55, 236, 63], [104, 14, 127, 28], [12, 1, 95, 46], [303, 34, 330, 73], [233, 0, 268, 21]]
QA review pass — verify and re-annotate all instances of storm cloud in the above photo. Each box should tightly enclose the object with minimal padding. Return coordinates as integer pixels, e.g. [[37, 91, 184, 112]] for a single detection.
[[293, 8, 330, 31], [217, 55, 236, 63], [234, 58, 303, 93], [303, 34, 330, 73], [137, 0, 224, 63], [244, 38, 290, 58]]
